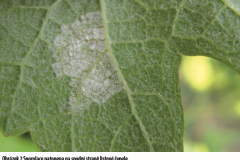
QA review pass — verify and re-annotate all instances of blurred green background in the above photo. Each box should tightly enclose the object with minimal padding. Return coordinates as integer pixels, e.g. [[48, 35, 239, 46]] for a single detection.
[[181, 56, 240, 152], [1, 55, 240, 152]]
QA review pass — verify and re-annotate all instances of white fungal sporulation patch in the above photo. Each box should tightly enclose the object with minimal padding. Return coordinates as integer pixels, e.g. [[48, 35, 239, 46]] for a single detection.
[[50, 12, 122, 106], [82, 55, 123, 104]]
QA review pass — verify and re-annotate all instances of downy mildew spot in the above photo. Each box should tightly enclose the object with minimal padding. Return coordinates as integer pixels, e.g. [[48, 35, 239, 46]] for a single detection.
[[49, 12, 122, 107]]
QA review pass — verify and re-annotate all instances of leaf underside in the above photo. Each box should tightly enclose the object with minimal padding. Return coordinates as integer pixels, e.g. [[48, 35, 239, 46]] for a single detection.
[[0, 0, 239, 151]]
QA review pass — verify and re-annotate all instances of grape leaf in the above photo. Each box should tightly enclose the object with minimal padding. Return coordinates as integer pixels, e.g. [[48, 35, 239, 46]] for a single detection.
[[0, 0, 239, 151]]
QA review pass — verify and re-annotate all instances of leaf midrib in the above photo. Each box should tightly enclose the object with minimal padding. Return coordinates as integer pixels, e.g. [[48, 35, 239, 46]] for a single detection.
[[100, 0, 155, 152], [221, 0, 240, 16]]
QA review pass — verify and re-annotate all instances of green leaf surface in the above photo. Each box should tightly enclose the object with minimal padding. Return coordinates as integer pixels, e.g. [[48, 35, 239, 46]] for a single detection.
[[0, 0, 239, 151]]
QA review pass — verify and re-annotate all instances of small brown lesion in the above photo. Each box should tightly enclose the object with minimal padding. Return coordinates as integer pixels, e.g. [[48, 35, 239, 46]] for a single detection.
[[85, 38, 94, 44]]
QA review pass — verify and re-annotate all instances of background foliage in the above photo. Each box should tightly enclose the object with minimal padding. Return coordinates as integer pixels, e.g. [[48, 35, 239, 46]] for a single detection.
[[181, 55, 240, 152]]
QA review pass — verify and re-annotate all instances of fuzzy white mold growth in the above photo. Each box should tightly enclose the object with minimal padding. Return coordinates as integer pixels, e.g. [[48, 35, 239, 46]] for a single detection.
[[50, 12, 122, 106]]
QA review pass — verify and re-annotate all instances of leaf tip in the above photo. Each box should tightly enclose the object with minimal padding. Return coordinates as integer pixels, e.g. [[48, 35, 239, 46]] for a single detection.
[[2, 132, 8, 137]]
